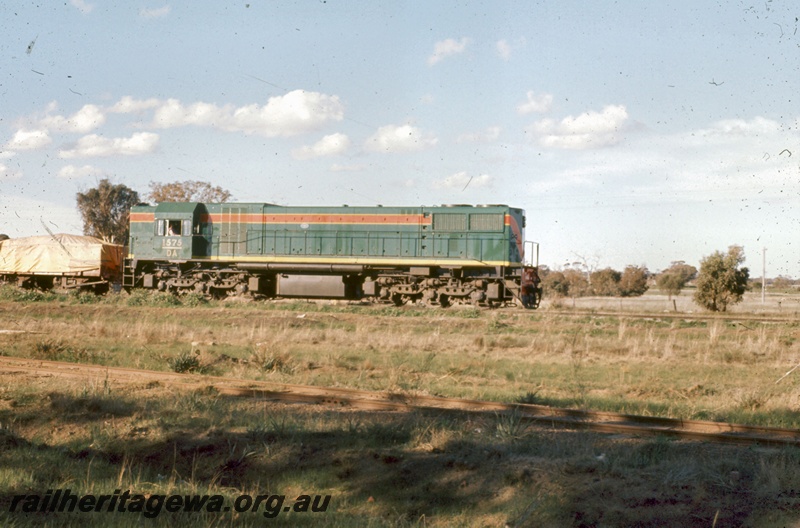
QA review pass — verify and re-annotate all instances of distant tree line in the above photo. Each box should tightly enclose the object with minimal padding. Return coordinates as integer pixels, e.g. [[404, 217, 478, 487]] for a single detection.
[[541, 265, 650, 298], [762, 275, 798, 292], [540, 247, 753, 313]]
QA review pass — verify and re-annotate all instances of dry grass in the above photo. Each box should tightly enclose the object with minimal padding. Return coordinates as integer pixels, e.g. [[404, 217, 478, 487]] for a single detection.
[[2, 288, 800, 526], [2, 291, 800, 423], [2, 375, 800, 527]]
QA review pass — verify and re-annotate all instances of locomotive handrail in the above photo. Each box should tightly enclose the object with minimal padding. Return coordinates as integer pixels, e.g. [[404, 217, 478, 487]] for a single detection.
[[524, 241, 539, 267]]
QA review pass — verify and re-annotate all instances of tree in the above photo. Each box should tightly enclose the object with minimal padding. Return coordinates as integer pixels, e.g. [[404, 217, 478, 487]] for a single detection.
[[619, 265, 649, 297], [76, 179, 140, 244], [542, 271, 569, 298], [562, 268, 590, 298], [669, 261, 698, 284], [541, 268, 590, 298], [656, 260, 697, 300], [656, 273, 686, 300], [590, 268, 621, 296], [693, 246, 750, 312], [656, 261, 697, 300], [148, 180, 232, 203], [771, 275, 794, 292], [569, 252, 599, 286]]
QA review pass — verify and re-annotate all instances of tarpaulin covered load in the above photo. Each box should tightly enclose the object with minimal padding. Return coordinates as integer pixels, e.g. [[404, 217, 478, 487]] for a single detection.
[[0, 234, 123, 280]]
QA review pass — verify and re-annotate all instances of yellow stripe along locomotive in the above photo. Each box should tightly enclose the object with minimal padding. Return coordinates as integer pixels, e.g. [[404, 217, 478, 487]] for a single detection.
[[123, 203, 541, 308]]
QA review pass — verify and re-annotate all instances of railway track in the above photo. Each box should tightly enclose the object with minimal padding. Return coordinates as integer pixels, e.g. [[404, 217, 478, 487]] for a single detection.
[[2, 356, 799, 447], [543, 308, 800, 325]]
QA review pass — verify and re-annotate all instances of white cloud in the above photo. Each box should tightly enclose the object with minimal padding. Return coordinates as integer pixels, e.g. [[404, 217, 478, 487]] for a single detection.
[[59, 132, 159, 159], [7, 129, 52, 151], [527, 105, 630, 149], [496, 37, 525, 61], [525, 115, 799, 201], [433, 171, 493, 190], [151, 90, 344, 137], [0, 163, 22, 181], [496, 40, 512, 61], [40, 104, 106, 133], [428, 38, 469, 66], [457, 126, 501, 143], [108, 96, 162, 114], [517, 91, 553, 115], [660, 117, 796, 191], [229, 91, 344, 136], [291, 133, 350, 160], [694, 116, 782, 141], [140, 6, 171, 18], [70, 0, 93, 14], [153, 99, 227, 128], [330, 163, 366, 172], [57, 164, 103, 179], [364, 124, 438, 153]]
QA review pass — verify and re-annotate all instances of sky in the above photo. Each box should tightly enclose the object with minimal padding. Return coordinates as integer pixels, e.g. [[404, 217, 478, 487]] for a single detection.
[[1, 1, 799, 277]]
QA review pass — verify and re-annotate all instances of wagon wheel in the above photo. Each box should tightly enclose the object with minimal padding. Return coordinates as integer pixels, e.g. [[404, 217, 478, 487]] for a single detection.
[[438, 294, 451, 308]]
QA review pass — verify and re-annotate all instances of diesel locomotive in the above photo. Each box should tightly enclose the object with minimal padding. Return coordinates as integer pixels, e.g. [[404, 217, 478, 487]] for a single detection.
[[123, 203, 541, 308]]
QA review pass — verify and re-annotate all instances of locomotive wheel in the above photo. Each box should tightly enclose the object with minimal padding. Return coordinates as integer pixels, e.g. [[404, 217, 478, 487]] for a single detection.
[[438, 294, 451, 308]]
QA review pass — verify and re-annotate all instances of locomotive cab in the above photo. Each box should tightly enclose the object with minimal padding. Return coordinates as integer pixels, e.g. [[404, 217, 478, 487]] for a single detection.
[[152, 202, 207, 260]]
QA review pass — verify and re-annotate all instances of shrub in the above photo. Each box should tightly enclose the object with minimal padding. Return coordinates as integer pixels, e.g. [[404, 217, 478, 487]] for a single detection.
[[168, 351, 202, 373], [181, 292, 209, 307]]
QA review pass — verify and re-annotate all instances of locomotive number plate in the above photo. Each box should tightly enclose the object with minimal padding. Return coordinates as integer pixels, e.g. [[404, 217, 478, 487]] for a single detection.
[[162, 238, 183, 248]]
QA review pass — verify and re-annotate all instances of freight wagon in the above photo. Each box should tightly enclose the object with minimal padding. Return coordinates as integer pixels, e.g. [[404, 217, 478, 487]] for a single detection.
[[0, 233, 123, 292], [123, 203, 540, 308]]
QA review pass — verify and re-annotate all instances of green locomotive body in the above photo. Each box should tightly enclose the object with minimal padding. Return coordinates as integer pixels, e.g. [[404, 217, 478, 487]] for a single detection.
[[124, 203, 539, 307]]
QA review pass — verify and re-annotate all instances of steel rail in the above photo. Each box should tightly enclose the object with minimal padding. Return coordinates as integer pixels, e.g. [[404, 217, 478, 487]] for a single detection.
[[542, 309, 800, 325], [2, 356, 798, 447]]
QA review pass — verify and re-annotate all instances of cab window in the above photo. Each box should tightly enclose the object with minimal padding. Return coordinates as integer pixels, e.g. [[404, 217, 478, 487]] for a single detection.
[[167, 220, 181, 236], [156, 219, 196, 236]]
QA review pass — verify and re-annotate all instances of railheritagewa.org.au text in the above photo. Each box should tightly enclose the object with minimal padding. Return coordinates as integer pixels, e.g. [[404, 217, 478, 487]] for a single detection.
[[9, 489, 331, 519]]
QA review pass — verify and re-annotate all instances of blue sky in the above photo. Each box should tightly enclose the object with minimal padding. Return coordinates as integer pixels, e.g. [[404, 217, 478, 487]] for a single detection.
[[2, 1, 798, 276]]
